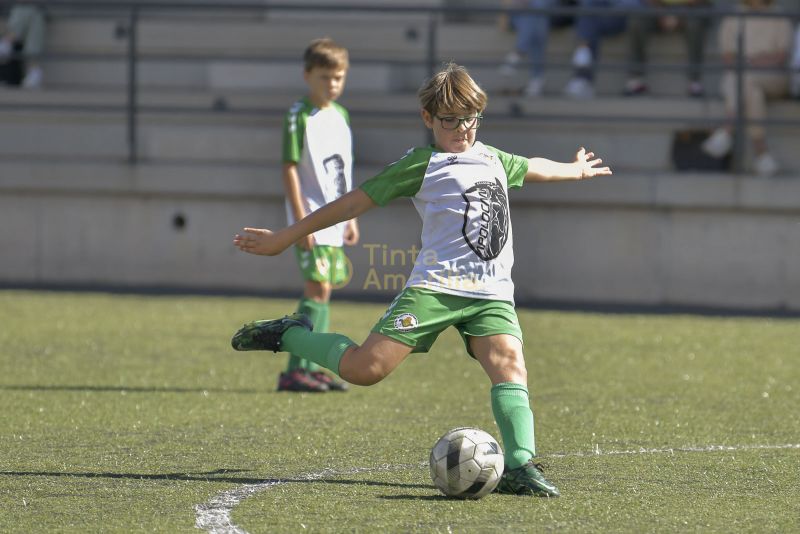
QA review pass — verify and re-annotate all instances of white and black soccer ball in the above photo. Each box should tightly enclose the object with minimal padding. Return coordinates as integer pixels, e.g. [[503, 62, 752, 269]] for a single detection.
[[429, 427, 504, 499]]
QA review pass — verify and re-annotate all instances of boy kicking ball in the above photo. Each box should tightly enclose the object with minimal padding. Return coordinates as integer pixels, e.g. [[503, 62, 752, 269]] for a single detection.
[[231, 63, 611, 496]]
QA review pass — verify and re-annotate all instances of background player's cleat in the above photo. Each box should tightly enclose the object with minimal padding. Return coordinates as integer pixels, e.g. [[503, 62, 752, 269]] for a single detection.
[[277, 369, 329, 392], [231, 313, 313, 352], [495, 460, 560, 497], [310, 371, 349, 392]]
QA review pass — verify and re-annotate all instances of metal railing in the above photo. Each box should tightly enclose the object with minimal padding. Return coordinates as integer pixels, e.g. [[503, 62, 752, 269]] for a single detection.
[[4, 0, 800, 171]]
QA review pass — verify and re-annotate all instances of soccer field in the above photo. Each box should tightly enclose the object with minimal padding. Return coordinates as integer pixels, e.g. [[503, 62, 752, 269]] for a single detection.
[[1, 290, 798, 532]]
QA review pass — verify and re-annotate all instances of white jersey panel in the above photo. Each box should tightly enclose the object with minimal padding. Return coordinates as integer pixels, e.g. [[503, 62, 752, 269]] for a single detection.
[[406, 142, 516, 303], [285, 105, 353, 246]]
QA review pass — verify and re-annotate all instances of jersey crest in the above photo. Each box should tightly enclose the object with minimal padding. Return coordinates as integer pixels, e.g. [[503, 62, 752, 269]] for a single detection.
[[461, 177, 510, 261]]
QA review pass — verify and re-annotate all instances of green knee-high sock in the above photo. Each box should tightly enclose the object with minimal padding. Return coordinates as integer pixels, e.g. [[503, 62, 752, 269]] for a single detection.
[[317, 301, 330, 333], [491, 382, 536, 470], [286, 298, 326, 372], [282, 327, 355, 377], [303, 302, 330, 372]]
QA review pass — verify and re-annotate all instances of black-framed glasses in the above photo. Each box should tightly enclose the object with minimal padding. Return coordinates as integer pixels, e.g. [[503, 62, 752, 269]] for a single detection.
[[435, 114, 483, 130]]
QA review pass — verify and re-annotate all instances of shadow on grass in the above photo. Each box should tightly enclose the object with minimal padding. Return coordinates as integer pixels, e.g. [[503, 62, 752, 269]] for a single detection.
[[0, 384, 263, 395], [0, 468, 431, 490], [379, 494, 454, 501]]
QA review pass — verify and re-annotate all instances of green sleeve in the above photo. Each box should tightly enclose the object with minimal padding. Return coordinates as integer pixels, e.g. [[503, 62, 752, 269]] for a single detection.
[[333, 102, 350, 126], [332, 102, 353, 161], [359, 148, 431, 206], [282, 101, 307, 164], [487, 146, 529, 189]]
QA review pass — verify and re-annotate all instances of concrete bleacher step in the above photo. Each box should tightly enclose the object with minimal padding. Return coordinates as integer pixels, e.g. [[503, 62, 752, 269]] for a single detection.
[[2, 87, 798, 173], [0, 157, 389, 199], [38, 12, 723, 96], [48, 17, 430, 59]]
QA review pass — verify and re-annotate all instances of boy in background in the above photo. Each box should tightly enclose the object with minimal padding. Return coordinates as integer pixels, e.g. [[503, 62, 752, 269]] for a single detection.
[[278, 38, 359, 392], [232, 63, 611, 496]]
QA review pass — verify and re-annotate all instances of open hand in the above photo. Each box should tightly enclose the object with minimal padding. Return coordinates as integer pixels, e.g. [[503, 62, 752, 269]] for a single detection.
[[233, 227, 285, 256], [575, 147, 612, 179]]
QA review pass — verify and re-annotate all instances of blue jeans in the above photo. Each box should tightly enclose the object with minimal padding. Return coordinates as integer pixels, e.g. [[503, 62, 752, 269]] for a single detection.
[[574, 0, 632, 79], [511, 0, 556, 78]]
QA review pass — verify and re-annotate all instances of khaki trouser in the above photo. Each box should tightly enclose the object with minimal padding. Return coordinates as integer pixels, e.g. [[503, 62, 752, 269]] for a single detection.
[[7, 5, 46, 58], [720, 70, 788, 141]]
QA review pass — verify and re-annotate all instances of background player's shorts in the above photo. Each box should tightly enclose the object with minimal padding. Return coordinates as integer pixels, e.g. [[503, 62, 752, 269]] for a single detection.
[[294, 245, 351, 287], [371, 286, 523, 356]]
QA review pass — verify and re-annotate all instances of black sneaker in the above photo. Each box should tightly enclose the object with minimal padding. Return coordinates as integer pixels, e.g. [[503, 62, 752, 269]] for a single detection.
[[277, 369, 329, 392], [310, 371, 349, 392], [231, 313, 312, 352], [495, 460, 560, 497]]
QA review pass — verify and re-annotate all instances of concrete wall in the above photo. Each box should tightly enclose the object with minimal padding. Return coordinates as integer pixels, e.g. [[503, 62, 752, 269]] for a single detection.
[[1, 161, 799, 311]]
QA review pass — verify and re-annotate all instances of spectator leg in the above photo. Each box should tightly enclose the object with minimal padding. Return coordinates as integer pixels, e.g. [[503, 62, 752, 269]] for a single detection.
[[683, 14, 708, 83], [721, 72, 788, 153], [514, 0, 554, 78], [575, 0, 627, 80], [627, 14, 655, 78], [7, 6, 46, 59]]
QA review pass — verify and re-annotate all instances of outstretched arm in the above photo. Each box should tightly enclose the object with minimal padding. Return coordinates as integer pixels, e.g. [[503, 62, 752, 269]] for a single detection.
[[234, 188, 376, 256], [525, 147, 612, 182]]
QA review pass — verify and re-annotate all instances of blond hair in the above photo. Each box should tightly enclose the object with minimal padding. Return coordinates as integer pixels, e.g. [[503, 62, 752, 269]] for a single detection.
[[303, 38, 349, 72], [417, 63, 488, 116]]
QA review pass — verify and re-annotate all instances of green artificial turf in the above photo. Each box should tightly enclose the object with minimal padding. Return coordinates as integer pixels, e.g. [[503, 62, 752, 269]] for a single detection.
[[0, 290, 798, 532]]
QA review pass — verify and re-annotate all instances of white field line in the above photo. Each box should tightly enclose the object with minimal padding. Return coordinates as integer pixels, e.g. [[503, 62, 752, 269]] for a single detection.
[[194, 443, 800, 533], [548, 442, 800, 458], [194, 464, 419, 534]]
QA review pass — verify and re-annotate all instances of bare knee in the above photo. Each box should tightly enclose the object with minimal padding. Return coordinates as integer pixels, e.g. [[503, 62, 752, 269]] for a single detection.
[[340, 358, 391, 386], [337, 337, 410, 386], [304, 281, 331, 302], [471, 334, 528, 385], [345, 364, 388, 386], [496, 349, 527, 384]]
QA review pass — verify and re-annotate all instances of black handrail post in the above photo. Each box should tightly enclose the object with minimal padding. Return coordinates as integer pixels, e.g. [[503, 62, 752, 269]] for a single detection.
[[426, 10, 438, 80], [127, 5, 139, 165], [732, 13, 746, 176], [425, 10, 438, 145]]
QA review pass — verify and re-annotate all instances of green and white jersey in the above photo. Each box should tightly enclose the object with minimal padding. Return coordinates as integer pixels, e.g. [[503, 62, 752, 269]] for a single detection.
[[283, 97, 353, 246], [360, 141, 528, 303]]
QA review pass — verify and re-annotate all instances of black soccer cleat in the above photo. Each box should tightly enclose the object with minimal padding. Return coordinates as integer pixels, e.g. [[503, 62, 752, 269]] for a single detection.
[[231, 313, 313, 352], [494, 460, 560, 497]]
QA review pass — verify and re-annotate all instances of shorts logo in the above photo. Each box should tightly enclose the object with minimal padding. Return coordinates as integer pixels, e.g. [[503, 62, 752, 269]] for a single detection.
[[394, 313, 418, 332], [315, 257, 330, 276]]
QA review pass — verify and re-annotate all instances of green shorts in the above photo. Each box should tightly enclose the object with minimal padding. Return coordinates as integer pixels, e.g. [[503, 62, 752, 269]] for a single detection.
[[294, 245, 351, 287], [371, 287, 523, 356]]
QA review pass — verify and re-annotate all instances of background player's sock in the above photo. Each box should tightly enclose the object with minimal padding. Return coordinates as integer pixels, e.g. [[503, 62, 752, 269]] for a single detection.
[[282, 327, 355, 377], [287, 298, 325, 372], [316, 301, 330, 333], [491, 382, 536, 469]]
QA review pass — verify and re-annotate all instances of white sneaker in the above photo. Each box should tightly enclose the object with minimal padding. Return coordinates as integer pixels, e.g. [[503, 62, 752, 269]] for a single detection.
[[0, 39, 11, 59], [753, 152, 778, 177], [572, 45, 593, 68], [499, 51, 522, 76], [523, 77, 545, 97], [22, 67, 43, 89], [563, 77, 594, 99], [701, 129, 733, 158]]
